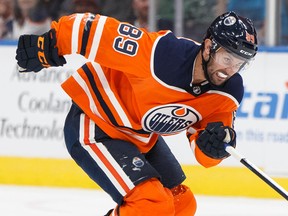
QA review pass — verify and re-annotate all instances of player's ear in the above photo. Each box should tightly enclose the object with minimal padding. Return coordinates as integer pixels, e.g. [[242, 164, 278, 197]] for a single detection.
[[203, 39, 212, 61]]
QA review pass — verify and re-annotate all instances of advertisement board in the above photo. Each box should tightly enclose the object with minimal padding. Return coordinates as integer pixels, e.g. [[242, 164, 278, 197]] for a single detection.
[[236, 52, 288, 175], [0, 45, 85, 158]]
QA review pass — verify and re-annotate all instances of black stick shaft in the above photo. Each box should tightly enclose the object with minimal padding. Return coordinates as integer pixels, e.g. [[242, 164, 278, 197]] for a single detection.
[[225, 145, 288, 201], [240, 158, 288, 201]]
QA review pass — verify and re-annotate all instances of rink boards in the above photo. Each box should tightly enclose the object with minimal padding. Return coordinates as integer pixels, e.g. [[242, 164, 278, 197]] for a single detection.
[[1, 156, 288, 199], [0, 43, 288, 198]]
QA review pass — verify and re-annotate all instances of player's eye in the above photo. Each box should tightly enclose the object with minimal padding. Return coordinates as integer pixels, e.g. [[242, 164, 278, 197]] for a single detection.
[[222, 56, 232, 66]]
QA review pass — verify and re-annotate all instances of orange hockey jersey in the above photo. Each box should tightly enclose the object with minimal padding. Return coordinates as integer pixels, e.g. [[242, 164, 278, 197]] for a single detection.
[[51, 13, 243, 167]]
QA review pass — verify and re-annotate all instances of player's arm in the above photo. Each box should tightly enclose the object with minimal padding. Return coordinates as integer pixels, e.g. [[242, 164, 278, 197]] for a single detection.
[[187, 111, 236, 168], [16, 13, 159, 74], [52, 13, 161, 75]]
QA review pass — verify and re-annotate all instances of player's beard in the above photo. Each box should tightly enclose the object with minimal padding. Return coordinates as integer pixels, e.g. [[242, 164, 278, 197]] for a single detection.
[[206, 61, 230, 87], [207, 69, 229, 86]]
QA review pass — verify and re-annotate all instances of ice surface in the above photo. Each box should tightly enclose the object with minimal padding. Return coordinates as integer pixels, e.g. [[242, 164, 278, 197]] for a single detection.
[[0, 185, 287, 216]]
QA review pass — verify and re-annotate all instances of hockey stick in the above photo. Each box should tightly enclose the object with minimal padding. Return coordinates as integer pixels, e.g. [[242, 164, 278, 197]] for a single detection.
[[225, 145, 288, 201]]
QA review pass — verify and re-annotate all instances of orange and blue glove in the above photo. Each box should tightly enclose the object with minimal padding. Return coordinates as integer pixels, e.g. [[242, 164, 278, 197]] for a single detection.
[[15, 29, 66, 73]]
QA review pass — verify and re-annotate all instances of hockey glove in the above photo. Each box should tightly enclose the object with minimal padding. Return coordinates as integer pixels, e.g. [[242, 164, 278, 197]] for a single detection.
[[196, 122, 236, 159], [15, 29, 66, 72]]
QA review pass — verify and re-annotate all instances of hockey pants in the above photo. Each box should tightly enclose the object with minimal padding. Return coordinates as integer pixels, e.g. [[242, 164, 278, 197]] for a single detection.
[[64, 104, 196, 215]]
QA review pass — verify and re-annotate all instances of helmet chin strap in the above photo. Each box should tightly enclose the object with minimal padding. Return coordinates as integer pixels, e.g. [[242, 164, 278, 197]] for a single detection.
[[201, 54, 210, 81], [201, 52, 215, 86]]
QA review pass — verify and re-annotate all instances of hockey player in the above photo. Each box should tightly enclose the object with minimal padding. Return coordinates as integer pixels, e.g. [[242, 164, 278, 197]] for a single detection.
[[15, 11, 257, 215]]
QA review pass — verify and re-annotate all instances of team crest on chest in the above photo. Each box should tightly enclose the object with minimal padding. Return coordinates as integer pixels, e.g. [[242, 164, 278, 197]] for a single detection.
[[142, 104, 201, 134]]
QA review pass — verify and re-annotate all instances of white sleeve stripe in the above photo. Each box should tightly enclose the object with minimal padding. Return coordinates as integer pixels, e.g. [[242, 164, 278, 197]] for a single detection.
[[88, 15, 107, 61], [92, 62, 132, 128], [187, 127, 196, 134], [72, 72, 103, 119], [71, 13, 84, 53]]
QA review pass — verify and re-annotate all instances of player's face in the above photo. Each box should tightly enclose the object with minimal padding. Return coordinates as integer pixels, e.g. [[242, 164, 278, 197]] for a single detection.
[[206, 48, 246, 86]]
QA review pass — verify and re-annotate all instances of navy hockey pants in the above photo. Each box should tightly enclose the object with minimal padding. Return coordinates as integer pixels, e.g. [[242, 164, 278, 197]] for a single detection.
[[64, 104, 186, 205]]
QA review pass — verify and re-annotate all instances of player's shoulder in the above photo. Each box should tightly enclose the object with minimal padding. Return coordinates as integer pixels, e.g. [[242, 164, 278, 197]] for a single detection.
[[156, 32, 201, 51], [212, 73, 244, 104], [153, 32, 201, 89]]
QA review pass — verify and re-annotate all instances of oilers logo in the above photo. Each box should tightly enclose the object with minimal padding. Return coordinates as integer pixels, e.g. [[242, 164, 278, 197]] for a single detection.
[[142, 104, 201, 134], [132, 157, 144, 168]]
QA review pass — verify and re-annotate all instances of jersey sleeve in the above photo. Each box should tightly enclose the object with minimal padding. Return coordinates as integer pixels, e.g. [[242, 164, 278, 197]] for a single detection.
[[186, 111, 236, 168], [51, 13, 168, 77]]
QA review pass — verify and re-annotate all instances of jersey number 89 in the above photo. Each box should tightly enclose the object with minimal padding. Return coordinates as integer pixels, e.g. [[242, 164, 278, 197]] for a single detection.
[[113, 24, 143, 56]]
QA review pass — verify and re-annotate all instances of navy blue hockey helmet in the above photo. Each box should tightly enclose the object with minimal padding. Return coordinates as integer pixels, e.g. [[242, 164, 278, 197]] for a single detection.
[[205, 11, 258, 60]]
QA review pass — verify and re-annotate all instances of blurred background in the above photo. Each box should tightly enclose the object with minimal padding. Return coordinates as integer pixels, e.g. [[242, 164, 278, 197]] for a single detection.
[[0, 0, 288, 45], [0, 1, 288, 214]]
